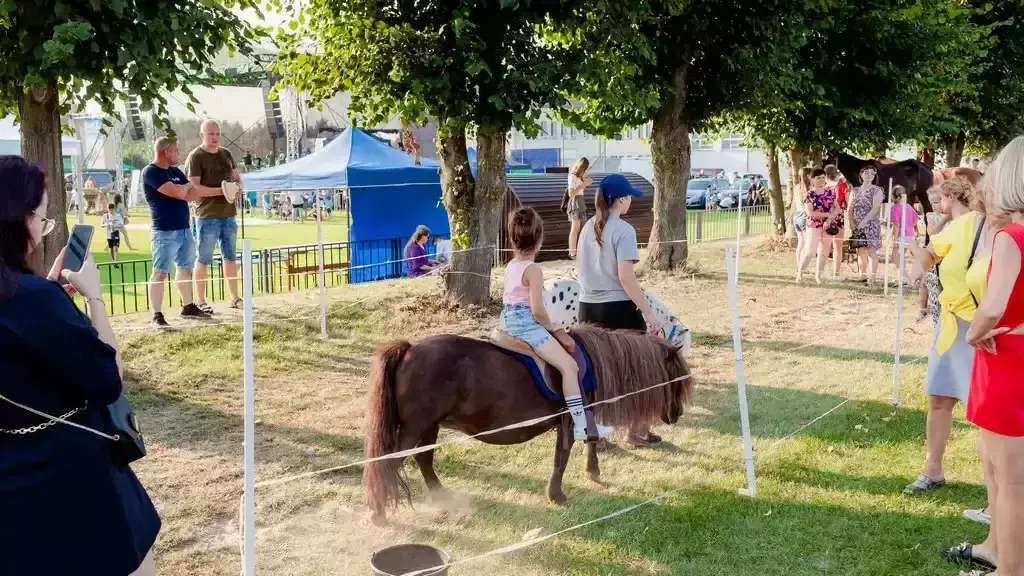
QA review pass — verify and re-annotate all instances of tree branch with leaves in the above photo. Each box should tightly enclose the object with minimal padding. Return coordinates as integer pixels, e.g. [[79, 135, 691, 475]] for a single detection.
[[0, 0, 261, 269]]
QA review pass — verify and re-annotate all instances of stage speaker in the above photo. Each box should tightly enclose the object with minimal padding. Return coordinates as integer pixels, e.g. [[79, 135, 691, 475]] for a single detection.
[[124, 95, 145, 141], [261, 81, 285, 139]]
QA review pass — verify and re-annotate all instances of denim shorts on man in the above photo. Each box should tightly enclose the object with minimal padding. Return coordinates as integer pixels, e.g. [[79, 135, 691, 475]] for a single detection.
[[151, 229, 196, 274], [196, 217, 238, 265]]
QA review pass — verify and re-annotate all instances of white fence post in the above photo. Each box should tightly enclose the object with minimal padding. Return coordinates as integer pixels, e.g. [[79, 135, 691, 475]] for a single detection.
[[316, 192, 328, 340], [892, 235, 906, 405], [242, 240, 257, 576], [726, 246, 757, 498], [884, 178, 893, 295]]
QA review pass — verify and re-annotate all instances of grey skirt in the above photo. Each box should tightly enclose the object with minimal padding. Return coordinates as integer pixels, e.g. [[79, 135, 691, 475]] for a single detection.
[[925, 316, 975, 402]]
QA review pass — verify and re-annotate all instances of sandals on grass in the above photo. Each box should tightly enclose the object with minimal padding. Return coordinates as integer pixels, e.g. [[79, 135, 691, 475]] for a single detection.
[[943, 542, 996, 571], [903, 474, 945, 495]]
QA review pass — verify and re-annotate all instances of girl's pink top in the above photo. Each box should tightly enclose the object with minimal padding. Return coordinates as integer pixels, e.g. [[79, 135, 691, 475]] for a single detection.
[[889, 203, 917, 237], [503, 259, 533, 306]]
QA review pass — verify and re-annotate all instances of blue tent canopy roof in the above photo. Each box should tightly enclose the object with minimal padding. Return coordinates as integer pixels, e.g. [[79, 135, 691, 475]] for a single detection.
[[243, 128, 441, 191]]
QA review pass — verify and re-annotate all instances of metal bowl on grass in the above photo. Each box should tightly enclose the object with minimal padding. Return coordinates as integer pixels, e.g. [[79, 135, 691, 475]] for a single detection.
[[370, 543, 451, 576]]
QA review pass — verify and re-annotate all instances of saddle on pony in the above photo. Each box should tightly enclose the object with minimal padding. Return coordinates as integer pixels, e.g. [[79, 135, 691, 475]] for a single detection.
[[487, 328, 600, 441]]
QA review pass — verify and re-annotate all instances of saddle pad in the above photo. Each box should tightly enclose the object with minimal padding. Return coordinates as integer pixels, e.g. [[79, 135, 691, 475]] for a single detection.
[[493, 334, 596, 403]]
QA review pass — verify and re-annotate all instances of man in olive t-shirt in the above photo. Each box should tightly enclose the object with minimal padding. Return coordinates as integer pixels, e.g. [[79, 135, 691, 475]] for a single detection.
[[184, 119, 243, 313]]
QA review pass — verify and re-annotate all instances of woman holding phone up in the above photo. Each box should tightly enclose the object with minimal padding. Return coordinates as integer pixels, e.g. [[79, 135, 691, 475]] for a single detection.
[[0, 156, 160, 576]]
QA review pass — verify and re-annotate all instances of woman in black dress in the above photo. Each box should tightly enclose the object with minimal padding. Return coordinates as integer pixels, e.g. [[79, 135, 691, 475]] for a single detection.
[[0, 156, 160, 575]]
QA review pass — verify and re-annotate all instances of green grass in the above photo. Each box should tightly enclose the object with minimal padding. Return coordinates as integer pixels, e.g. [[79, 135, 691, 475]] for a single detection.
[[115, 238, 985, 576]]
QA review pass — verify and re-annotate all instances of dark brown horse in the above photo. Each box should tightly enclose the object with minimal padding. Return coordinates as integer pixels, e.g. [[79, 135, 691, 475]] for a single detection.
[[826, 151, 935, 238], [362, 326, 693, 521]]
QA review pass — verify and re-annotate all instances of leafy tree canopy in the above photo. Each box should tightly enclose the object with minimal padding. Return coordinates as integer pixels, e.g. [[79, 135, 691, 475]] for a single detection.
[[0, 0, 262, 127], [546, 0, 809, 137], [958, 0, 1024, 154], [272, 0, 574, 137], [738, 0, 982, 156]]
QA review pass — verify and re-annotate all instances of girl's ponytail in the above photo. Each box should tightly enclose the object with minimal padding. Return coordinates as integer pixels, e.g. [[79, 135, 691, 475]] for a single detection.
[[593, 188, 609, 247]]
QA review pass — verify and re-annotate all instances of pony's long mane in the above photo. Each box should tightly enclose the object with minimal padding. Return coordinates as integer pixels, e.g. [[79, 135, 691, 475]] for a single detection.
[[572, 325, 693, 427]]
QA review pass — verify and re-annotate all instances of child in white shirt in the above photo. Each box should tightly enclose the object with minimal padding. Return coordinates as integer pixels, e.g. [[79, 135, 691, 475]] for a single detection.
[[100, 203, 124, 266]]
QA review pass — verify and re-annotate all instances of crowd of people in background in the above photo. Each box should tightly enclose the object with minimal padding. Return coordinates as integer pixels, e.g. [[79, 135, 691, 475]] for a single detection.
[[789, 144, 1024, 576]]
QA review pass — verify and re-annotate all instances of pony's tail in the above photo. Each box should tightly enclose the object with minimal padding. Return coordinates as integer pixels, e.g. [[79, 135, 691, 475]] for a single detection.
[[363, 340, 413, 519]]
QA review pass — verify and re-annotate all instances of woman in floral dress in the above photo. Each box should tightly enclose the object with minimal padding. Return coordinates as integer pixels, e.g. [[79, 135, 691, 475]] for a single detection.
[[796, 168, 839, 283], [847, 165, 885, 288]]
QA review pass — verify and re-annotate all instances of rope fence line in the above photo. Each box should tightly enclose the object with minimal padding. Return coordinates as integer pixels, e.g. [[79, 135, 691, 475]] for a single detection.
[[95, 244, 498, 290], [401, 488, 681, 576], [253, 374, 694, 489], [110, 296, 377, 334]]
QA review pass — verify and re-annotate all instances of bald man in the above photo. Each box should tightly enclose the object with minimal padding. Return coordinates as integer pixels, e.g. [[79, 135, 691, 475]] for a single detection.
[[183, 119, 243, 313]]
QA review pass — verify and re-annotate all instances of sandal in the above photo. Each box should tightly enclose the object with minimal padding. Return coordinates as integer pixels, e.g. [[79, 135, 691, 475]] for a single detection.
[[943, 543, 996, 571], [903, 474, 946, 495], [229, 298, 244, 310], [197, 303, 214, 315]]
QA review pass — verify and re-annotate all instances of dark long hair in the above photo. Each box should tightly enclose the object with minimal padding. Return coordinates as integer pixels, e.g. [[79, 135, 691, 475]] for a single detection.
[[593, 187, 610, 246], [508, 206, 543, 252], [0, 156, 47, 301]]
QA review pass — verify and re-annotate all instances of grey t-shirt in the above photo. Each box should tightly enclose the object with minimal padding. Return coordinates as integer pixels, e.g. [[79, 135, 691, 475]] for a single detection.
[[577, 215, 640, 303]]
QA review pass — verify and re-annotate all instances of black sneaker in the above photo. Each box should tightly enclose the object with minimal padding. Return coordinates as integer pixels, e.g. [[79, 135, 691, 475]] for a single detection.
[[181, 303, 212, 319], [152, 312, 170, 329]]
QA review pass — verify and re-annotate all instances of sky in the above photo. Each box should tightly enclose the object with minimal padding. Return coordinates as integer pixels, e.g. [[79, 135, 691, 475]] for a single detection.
[[75, 4, 295, 125]]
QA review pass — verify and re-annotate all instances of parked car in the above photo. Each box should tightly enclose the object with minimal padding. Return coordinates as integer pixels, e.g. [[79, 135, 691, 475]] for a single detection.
[[686, 177, 731, 209]]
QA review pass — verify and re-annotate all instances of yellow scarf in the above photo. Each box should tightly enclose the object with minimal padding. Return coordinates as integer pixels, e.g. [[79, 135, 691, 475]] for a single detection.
[[936, 282, 978, 355]]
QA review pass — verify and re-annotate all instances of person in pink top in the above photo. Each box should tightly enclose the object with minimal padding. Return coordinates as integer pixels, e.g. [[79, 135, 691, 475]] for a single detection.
[[499, 206, 612, 442], [889, 185, 918, 269]]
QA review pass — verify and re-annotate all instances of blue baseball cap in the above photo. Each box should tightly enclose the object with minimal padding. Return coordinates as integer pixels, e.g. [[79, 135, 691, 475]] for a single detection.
[[600, 174, 643, 205]]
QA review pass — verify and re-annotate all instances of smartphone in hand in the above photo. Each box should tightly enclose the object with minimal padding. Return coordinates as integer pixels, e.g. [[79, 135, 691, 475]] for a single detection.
[[58, 224, 94, 286]]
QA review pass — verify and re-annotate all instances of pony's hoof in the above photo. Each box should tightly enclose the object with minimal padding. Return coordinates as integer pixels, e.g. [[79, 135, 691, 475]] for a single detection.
[[547, 490, 568, 506], [588, 471, 601, 483], [369, 511, 389, 527]]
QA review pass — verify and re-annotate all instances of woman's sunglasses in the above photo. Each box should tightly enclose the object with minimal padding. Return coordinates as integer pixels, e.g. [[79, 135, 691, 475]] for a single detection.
[[33, 210, 55, 237]]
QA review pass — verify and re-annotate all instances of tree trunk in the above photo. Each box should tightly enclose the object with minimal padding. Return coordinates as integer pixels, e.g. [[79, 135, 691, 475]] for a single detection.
[[19, 83, 68, 274], [786, 147, 804, 244], [943, 132, 966, 168], [766, 144, 786, 237], [645, 64, 690, 271], [808, 149, 822, 167], [437, 120, 505, 306], [918, 146, 935, 169]]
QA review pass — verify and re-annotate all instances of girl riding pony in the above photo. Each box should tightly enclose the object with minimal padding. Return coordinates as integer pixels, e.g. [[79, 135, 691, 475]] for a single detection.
[[500, 206, 612, 442]]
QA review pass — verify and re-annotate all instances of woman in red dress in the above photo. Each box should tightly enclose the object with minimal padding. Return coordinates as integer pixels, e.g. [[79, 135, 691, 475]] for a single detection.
[[961, 136, 1024, 576]]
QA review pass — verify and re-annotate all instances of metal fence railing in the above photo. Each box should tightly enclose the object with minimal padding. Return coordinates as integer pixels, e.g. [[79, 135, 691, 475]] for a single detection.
[[88, 208, 772, 316], [686, 205, 772, 243], [92, 236, 449, 316]]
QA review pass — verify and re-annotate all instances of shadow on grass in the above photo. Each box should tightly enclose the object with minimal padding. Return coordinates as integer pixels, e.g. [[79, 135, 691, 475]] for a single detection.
[[387, 482, 988, 576], [127, 383, 364, 479], [765, 462, 987, 507], [692, 332, 927, 366], [685, 381, 970, 448]]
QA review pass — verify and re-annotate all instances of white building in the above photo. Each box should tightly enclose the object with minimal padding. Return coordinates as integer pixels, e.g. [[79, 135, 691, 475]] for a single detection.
[[509, 115, 781, 182]]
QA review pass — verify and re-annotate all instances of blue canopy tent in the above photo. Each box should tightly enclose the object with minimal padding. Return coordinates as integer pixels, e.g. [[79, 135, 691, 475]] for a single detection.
[[244, 128, 449, 283]]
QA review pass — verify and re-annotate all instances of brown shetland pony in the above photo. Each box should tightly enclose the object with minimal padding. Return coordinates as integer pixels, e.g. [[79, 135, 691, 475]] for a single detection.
[[362, 325, 693, 521]]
